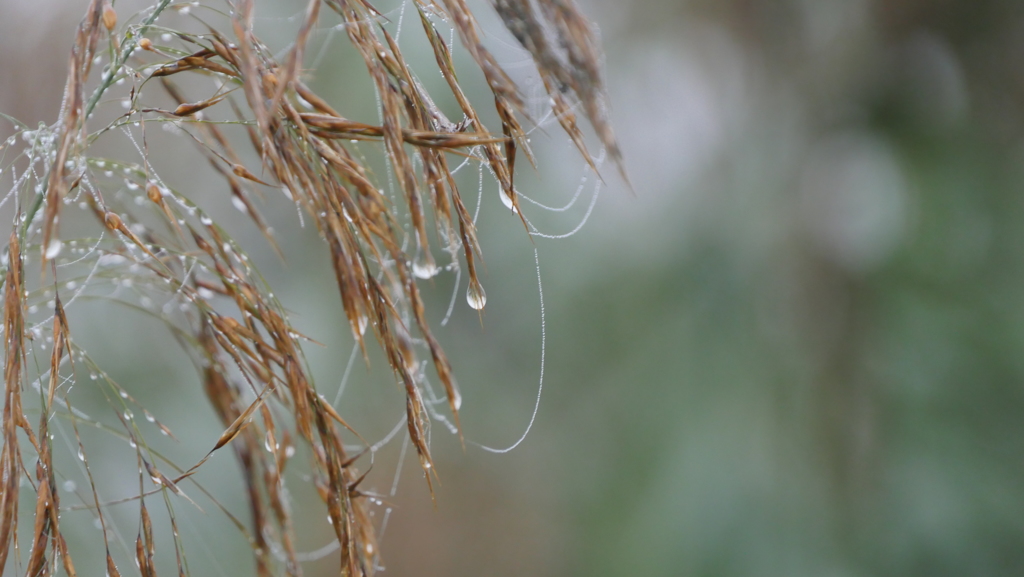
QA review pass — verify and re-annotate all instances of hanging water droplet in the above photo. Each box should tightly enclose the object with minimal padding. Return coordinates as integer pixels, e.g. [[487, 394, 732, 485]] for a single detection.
[[44, 239, 62, 259], [499, 188, 517, 213], [77, 447, 85, 461], [128, 438, 137, 448], [466, 281, 486, 310], [284, 445, 296, 458], [452, 387, 462, 411], [231, 196, 248, 213], [412, 255, 439, 279], [145, 412, 156, 423], [199, 215, 213, 226], [119, 390, 128, 399]]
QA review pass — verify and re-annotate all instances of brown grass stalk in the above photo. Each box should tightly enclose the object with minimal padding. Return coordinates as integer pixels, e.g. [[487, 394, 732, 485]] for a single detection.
[[0, 0, 622, 575]]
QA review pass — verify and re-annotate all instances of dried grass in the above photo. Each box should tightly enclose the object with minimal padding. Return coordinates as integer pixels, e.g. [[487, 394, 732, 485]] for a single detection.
[[0, 0, 621, 575]]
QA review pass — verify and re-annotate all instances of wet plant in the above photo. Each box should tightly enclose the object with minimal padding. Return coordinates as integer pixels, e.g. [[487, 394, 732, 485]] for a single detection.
[[0, 0, 621, 575]]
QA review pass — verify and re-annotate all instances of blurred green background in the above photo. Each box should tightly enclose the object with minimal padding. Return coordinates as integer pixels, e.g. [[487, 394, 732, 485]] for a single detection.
[[5, 0, 1024, 575]]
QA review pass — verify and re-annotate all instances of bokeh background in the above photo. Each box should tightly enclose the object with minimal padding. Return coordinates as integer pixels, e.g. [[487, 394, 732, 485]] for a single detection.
[[4, 0, 1024, 576]]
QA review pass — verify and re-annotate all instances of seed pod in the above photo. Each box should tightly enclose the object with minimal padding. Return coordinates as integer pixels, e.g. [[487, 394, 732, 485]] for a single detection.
[[102, 2, 117, 31], [139, 37, 152, 50], [104, 212, 121, 231], [146, 183, 162, 203]]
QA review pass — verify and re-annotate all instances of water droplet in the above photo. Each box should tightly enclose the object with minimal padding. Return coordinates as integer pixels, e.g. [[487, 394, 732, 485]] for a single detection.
[[64, 480, 78, 493], [77, 447, 85, 461], [119, 390, 128, 399], [44, 239, 62, 259], [265, 433, 274, 453], [161, 33, 172, 42], [65, 281, 77, 290], [284, 445, 296, 458], [499, 188, 517, 213], [129, 438, 137, 448], [95, 160, 106, 168], [199, 215, 213, 226], [231, 196, 248, 213], [145, 412, 156, 423], [412, 255, 439, 279], [466, 281, 486, 310]]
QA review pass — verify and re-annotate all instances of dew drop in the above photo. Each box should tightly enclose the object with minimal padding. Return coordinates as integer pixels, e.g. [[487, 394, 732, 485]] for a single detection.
[[466, 281, 486, 310], [356, 315, 369, 337], [452, 387, 462, 411], [44, 239, 62, 259], [231, 196, 248, 213], [77, 448, 85, 461], [284, 445, 296, 458], [119, 390, 128, 399], [145, 412, 156, 423], [499, 188, 518, 213], [62, 479, 77, 492], [199, 215, 213, 225], [161, 33, 172, 42], [128, 438, 137, 448], [412, 256, 439, 279]]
